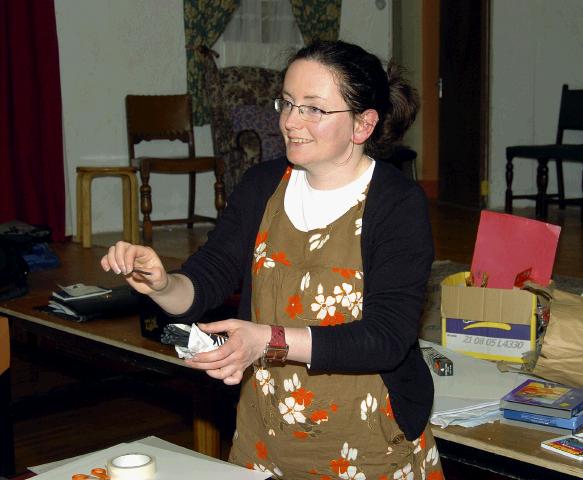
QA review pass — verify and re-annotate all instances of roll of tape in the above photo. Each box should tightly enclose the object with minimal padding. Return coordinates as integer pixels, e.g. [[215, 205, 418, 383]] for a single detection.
[[107, 453, 156, 480]]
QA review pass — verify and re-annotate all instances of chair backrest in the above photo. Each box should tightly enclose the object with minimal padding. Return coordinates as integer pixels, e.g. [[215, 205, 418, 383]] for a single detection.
[[557, 84, 583, 143], [0, 317, 8, 376], [125, 94, 195, 160], [199, 47, 284, 193]]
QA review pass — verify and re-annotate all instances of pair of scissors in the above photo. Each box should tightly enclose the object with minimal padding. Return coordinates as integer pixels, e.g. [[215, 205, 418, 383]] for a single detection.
[[71, 467, 109, 480]]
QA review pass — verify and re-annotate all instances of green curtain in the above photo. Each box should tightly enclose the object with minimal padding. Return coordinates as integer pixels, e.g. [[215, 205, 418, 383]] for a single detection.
[[289, 0, 342, 45], [184, 0, 240, 126]]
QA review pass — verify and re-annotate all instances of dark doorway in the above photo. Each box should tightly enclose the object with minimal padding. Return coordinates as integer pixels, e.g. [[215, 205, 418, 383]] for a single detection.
[[438, 0, 490, 208]]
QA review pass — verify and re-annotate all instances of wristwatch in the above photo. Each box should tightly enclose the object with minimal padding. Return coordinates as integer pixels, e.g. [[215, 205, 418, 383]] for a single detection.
[[261, 325, 289, 367]]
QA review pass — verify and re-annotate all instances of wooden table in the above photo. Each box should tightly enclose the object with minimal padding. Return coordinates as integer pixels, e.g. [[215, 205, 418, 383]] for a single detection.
[[1, 242, 227, 459], [3, 242, 582, 478]]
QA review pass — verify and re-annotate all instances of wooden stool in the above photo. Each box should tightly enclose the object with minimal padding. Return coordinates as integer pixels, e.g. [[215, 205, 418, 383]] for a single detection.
[[76, 166, 139, 248]]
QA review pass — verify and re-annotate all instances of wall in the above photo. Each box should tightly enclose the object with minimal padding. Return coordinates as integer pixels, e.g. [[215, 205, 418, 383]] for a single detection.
[[393, 0, 424, 179], [55, 0, 391, 236], [489, 0, 583, 208], [55, 0, 213, 236]]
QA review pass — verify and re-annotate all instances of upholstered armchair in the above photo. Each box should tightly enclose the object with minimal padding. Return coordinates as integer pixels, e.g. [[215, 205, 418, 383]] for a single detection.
[[199, 47, 285, 196]]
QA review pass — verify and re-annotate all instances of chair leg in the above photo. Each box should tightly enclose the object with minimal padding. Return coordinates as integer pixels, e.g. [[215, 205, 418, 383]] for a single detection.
[[555, 158, 566, 210], [139, 167, 153, 245], [121, 175, 132, 243], [536, 158, 550, 219], [505, 152, 514, 213], [187, 172, 196, 229], [80, 174, 93, 248], [75, 172, 84, 243], [129, 172, 140, 244]]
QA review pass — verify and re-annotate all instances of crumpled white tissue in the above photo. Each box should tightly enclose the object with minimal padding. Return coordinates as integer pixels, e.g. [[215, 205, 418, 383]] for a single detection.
[[174, 323, 220, 359]]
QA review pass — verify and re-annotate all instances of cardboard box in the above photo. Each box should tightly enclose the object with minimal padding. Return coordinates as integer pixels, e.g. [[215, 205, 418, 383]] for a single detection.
[[441, 272, 537, 363]]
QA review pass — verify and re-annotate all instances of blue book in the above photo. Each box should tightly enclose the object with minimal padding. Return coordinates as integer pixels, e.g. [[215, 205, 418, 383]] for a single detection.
[[502, 408, 583, 430], [500, 379, 583, 419]]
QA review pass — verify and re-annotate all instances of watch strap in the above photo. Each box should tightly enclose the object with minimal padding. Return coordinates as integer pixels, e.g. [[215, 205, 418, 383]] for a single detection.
[[261, 325, 289, 366], [268, 325, 286, 348]]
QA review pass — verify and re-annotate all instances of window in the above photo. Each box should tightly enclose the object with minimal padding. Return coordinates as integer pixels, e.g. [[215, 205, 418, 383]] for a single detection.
[[215, 0, 304, 69]]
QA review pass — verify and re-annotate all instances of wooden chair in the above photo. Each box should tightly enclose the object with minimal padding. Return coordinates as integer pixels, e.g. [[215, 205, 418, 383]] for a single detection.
[[199, 47, 284, 197], [505, 84, 583, 220], [125, 94, 226, 244], [0, 316, 15, 477]]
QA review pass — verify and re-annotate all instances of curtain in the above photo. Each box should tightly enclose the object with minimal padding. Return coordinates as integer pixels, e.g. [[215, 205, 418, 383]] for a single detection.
[[0, 0, 65, 241], [289, 0, 342, 45], [184, 0, 240, 126]]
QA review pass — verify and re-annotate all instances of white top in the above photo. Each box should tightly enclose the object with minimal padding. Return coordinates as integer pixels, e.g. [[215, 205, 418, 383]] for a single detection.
[[284, 161, 376, 232]]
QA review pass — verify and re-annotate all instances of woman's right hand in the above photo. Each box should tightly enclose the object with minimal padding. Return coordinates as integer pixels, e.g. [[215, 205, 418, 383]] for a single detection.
[[100, 241, 168, 295]]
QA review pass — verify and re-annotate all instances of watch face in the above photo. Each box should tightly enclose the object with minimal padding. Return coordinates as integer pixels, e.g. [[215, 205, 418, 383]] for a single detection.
[[263, 345, 289, 364]]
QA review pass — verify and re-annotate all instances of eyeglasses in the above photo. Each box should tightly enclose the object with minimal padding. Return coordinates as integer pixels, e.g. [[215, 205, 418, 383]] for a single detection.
[[274, 98, 352, 123]]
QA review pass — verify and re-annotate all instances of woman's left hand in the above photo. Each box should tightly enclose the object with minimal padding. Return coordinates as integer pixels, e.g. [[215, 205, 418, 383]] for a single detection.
[[184, 320, 271, 385]]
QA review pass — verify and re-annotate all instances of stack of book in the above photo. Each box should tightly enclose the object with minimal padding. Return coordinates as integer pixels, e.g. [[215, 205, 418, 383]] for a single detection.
[[500, 378, 583, 436]]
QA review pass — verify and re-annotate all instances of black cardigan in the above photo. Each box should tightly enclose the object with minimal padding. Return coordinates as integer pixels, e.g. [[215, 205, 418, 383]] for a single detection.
[[178, 157, 435, 440]]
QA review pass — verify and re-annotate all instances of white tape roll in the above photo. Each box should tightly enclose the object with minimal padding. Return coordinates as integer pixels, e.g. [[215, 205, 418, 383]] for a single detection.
[[107, 453, 156, 480]]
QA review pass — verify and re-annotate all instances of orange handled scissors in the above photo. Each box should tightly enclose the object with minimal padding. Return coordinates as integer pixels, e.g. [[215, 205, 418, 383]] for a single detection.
[[72, 467, 109, 480]]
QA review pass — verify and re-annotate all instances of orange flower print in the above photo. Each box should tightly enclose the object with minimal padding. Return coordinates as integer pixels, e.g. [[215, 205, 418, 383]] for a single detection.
[[330, 402, 338, 412], [310, 410, 329, 424], [285, 294, 303, 319], [332, 267, 362, 280], [291, 387, 314, 406], [381, 394, 395, 418], [255, 441, 268, 460], [283, 166, 292, 180], [427, 472, 445, 480], [332, 267, 356, 279], [420, 432, 427, 450], [255, 231, 268, 247], [320, 311, 345, 326], [330, 457, 350, 476], [271, 251, 290, 266], [330, 442, 360, 478], [293, 431, 309, 440]]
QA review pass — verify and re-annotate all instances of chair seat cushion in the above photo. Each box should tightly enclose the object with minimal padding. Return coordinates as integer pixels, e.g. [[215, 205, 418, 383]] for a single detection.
[[507, 143, 583, 160], [230, 105, 285, 162]]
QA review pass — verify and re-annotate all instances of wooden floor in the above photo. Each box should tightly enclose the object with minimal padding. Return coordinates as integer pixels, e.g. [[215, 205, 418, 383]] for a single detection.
[[6, 201, 583, 477]]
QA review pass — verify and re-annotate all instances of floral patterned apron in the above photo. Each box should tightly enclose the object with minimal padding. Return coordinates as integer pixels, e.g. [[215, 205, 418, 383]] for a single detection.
[[229, 167, 443, 480]]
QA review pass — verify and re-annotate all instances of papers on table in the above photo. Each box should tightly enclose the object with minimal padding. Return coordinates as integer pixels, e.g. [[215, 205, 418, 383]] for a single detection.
[[30, 436, 271, 480], [420, 340, 526, 428], [53, 283, 112, 301]]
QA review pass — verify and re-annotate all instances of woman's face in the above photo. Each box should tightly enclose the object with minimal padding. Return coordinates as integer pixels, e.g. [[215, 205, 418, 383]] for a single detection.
[[279, 59, 356, 173]]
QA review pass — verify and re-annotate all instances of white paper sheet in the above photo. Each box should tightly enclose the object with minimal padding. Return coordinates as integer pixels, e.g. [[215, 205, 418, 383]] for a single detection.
[[420, 340, 527, 428], [31, 440, 271, 480]]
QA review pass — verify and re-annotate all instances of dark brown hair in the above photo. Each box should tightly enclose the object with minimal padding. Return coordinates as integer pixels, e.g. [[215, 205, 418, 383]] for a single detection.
[[285, 40, 419, 155]]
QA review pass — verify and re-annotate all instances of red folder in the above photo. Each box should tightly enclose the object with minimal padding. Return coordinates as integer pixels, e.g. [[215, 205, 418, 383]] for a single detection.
[[470, 211, 561, 289]]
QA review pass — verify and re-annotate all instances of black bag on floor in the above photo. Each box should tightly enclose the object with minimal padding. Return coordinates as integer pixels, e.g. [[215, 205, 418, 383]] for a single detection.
[[0, 237, 29, 301]]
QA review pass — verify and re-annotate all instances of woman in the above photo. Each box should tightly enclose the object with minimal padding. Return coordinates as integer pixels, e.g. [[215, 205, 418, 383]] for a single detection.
[[102, 40, 443, 479]]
